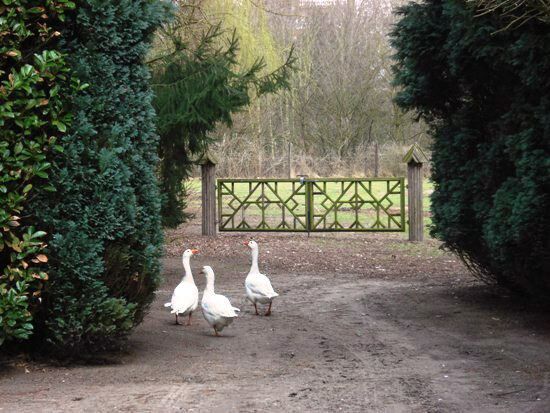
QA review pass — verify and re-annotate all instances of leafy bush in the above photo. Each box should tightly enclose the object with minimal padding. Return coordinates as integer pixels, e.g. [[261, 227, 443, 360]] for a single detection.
[[0, 1, 76, 346], [391, 1, 550, 297], [29, 0, 171, 355]]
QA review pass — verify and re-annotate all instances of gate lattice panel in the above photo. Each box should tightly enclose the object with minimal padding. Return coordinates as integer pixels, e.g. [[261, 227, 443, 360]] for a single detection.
[[217, 178, 405, 232]]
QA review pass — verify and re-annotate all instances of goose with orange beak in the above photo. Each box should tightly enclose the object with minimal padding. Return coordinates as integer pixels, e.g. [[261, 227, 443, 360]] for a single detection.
[[243, 240, 279, 316], [164, 248, 200, 325]]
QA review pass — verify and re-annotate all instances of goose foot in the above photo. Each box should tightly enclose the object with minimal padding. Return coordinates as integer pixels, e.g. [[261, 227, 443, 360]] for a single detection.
[[264, 302, 272, 317], [186, 312, 193, 326], [213, 328, 220, 337], [175, 314, 183, 325]]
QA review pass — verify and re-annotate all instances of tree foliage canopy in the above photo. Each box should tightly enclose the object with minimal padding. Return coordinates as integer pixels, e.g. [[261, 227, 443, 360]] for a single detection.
[[470, 0, 550, 30]]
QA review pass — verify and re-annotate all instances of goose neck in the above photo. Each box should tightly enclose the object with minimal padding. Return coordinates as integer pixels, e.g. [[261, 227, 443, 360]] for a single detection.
[[204, 275, 215, 294], [182, 255, 194, 283], [250, 248, 260, 273]]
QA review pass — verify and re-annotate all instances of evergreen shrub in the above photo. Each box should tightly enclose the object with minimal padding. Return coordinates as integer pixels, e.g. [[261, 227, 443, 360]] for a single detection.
[[391, 0, 550, 298], [30, 0, 171, 354]]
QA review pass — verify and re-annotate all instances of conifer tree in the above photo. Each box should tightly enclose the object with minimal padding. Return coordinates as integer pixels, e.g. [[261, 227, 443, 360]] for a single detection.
[[151, 16, 295, 227]]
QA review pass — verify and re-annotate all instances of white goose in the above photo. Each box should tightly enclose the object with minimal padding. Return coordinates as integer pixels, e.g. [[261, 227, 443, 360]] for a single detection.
[[164, 248, 199, 325], [201, 266, 240, 336], [244, 240, 279, 316]]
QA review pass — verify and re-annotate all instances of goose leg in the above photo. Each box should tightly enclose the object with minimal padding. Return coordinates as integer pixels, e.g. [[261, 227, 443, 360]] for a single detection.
[[186, 311, 193, 326], [264, 302, 272, 317], [253, 302, 259, 316], [175, 314, 183, 325], [213, 328, 220, 337]]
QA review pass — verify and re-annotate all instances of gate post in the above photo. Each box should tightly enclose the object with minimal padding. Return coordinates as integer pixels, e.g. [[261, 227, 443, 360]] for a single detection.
[[199, 152, 217, 237], [403, 144, 428, 241]]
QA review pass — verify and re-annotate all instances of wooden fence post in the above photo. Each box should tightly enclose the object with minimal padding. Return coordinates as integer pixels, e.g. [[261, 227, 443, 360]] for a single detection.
[[199, 152, 217, 237], [403, 144, 428, 241]]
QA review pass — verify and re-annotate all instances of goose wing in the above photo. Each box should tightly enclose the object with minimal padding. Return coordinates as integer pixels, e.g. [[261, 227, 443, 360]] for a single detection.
[[202, 293, 239, 318], [246, 273, 279, 298], [170, 283, 198, 314]]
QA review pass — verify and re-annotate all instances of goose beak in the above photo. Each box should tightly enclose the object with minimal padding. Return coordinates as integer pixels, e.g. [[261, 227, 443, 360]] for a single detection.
[[191, 249, 199, 255], [242, 241, 249, 246]]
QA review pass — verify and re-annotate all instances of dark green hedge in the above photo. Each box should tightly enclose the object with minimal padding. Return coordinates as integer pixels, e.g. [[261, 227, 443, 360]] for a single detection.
[[391, 0, 550, 298], [29, 0, 171, 355]]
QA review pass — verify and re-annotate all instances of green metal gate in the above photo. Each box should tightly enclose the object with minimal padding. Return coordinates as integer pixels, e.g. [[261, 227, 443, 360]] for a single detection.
[[217, 178, 405, 232]]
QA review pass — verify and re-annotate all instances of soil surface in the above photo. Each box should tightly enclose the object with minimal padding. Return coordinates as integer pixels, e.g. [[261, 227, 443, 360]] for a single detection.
[[2, 218, 550, 412]]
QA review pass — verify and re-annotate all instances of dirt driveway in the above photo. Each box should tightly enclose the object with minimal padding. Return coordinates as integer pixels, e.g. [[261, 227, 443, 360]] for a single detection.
[[1, 222, 550, 412]]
